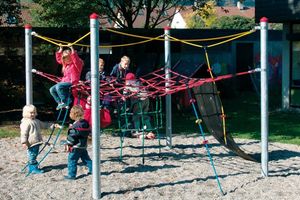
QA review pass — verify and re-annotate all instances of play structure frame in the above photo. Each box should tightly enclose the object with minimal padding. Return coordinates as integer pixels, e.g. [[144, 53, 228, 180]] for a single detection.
[[24, 14, 269, 199]]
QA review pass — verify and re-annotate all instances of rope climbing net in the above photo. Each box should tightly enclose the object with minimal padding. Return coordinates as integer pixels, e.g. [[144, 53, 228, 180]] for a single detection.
[[33, 67, 260, 102]]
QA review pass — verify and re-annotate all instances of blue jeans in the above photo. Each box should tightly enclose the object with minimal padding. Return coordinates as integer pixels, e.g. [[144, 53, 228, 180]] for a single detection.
[[27, 145, 40, 165], [49, 82, 72, 104], [68, 148, 92, 178]]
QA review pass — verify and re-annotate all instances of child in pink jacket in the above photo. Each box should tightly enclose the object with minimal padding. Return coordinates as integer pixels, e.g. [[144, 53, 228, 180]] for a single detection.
[[49, 45, 84, 110]]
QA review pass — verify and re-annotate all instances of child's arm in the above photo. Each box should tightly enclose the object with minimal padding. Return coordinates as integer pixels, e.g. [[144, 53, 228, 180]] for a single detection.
[[55, 47, 63, 64], [20, 122, 30, 148], [68, 44, 84, 73]]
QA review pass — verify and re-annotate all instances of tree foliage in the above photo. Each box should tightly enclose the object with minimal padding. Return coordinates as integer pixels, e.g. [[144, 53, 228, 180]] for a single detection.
[[31, 0, 103, 27], [30, 0, 212, 29], [186, 0, 218, 28], [213, 15, 255, 29], [98, 0, 187, 29], [186, 0, 255, 30], [0, 0, 22, 26]]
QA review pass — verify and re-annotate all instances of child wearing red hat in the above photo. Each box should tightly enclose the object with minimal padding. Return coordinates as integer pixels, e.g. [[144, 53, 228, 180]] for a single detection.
[[124, 73, 155, 139]]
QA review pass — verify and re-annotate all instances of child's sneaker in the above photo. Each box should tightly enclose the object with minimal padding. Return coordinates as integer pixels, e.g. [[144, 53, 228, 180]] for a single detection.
[[56, 103, 64, 110], [64, 175, 76, 180], [57, 103, 69, 110]]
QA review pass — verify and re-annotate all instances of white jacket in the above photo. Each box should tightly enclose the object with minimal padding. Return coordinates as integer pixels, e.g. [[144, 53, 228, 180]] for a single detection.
[[20, 118, 51, 147]]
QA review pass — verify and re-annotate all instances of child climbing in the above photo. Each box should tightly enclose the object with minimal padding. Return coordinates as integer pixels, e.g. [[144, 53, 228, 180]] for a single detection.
[[124, 73, 155, 139], [49, 44, 84, 110]]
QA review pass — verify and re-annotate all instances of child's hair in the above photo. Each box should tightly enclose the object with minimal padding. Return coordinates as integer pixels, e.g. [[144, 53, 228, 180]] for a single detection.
[[99, 58, 105, 71], [70, 105, 84, 121], [99, 58, 105, 65], [121, 55, 130, 63], [22, 104, 37, 118]]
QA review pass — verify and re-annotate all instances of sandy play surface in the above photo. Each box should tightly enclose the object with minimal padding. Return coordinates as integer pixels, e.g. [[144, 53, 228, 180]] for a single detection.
[[0, 133, 299, 200]]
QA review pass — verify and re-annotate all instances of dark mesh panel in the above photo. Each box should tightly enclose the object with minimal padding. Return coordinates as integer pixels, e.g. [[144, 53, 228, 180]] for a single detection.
[[193, 83, 256, 162]]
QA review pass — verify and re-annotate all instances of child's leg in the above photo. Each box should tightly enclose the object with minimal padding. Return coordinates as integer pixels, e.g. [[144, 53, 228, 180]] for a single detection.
[[56, 82, 72, 104], [49, 84, 61, 104], [80, 150, 92, 174], [27, 145, 44, 174], [132, 102, 141, 130], [67, 149, 80, 178]]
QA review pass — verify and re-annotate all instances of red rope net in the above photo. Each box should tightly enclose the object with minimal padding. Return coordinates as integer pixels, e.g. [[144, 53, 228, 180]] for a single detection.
[[32, 68, 259, 101]]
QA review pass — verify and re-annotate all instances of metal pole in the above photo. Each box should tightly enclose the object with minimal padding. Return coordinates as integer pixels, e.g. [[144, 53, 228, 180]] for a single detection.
[[164, 26, 172, 148], [25, 24, 33, 105], [90, 13, 101, 199], [260, 17, 269, 177]]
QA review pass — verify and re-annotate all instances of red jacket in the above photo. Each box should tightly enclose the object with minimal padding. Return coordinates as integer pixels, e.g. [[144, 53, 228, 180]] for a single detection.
[[56, 51, 83, 84]]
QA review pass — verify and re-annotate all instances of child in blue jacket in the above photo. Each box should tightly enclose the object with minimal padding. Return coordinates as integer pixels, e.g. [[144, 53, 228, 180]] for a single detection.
[[64, 105, 92, 180]]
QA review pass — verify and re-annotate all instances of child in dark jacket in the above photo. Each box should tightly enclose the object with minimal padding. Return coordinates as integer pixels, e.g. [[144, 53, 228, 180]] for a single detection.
[[64, 105, 92, 180]]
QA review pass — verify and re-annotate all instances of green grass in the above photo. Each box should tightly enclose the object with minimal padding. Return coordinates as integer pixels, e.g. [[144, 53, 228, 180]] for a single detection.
[[0, 125, 20, 138], [222, 91, 300, 145], [172, 90, 300, 145], [0, 125, 67, 139]]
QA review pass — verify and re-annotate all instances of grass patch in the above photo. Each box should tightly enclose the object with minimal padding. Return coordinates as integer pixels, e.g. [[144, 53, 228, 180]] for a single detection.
[[0, 125, 20, 138], [0, 124, 68, 139], [171, 90, 300, 146]]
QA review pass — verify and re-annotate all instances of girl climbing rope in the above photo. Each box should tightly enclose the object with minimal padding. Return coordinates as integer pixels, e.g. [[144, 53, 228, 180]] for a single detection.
[[49, 44, 84, 110]]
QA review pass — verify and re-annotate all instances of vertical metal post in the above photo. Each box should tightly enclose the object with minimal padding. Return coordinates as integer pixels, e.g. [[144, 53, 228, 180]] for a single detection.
[[25, 24, 33, 105], [90, 13, 101, 199], [260, 17, 269, 177], [164, 26, 172, 148], [282, 23, 291, 110]]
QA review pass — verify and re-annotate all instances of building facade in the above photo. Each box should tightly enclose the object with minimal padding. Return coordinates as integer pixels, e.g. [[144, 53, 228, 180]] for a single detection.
[[256, 0, 300, 109]]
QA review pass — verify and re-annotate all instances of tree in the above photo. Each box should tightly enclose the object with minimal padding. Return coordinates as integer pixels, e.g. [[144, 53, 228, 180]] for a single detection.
[[0, 0, 22, 26], [30, 0, 212, 28], [186, 0, 217, 28], [98, 0, 187, 29], [213, 15, 255, 30], [30, 0, 103, 27], [186, 1, 255, 30]]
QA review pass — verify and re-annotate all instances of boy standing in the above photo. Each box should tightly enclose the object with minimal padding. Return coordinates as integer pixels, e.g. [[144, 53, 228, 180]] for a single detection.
[[64, 105, 92, 180]]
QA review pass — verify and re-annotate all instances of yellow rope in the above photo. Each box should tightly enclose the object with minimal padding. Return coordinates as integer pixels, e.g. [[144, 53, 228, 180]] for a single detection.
[[33, 33, 62, 46], [101, 34, 164, 48], [33, 32, 91, 47], [167, 35, 204, 48], [106, 28, 163, 40], [39, 36, 69, 44], [204, 49, 227, 145], [106, 28, 253, 42], [33, 32, 163, 48], [69, 32, 91, 46], [207, 29, 255, 48], [185, 31, 252, 42], [33, 29, 254, 50], [166, 29, 255, 49]]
